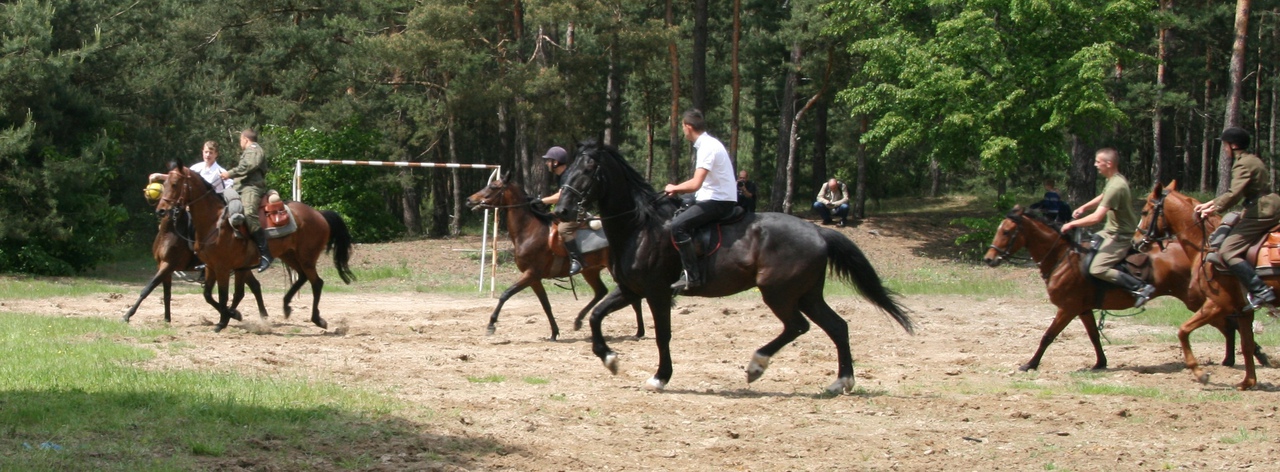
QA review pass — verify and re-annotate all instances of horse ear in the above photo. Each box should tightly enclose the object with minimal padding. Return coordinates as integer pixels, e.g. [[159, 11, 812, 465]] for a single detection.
[[499, 171, 510, 184], [1165, 179, 1178, 191]]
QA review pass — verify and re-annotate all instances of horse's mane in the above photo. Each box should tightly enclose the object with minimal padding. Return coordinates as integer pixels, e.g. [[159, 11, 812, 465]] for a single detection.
[[1008, 206, 1083, 252], [504, 180, 554, 225], [578, 140, 671, 226]]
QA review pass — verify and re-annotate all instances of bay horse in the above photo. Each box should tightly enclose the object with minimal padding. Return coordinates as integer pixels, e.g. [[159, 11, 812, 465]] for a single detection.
[[155, 163, 355, 332], [465, 174, 644, 340], [553, 141, 913, 394], [122, 208, 266, 323], [983, 205, 1264, 373], [1141, 183, 1265, 389]]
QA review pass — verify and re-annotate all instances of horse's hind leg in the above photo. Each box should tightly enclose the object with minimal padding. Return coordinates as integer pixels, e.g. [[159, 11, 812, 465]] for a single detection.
[[1178, 303, 1222, 384], [574, 270, 609, 332], [282, 272, 309, 320], [747, 289, 812, 387], [488, 273, 535, 336], [527, 281, 560, 341], [795, 291, 859, 394], [588, 289, 644, 376], [243, 272, 269, 320], [630, 300, 645, 339], [306, 273, 327, 330], [125, 268, 172, 323], [1077, 311, 1107, 370]]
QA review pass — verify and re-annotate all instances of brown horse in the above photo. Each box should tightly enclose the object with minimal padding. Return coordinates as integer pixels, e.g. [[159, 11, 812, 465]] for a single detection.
[[1141, 183, 1264, 389], [465, 174, 644, 340], [984, 205, 1262, 373], [122, 208, 266, 323], [155, 163, 355, 332]]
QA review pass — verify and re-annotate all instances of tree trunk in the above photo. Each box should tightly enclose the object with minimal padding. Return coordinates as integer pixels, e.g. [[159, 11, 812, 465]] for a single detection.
[[770, 43, 800, 212], [855, 116, 868, 219], [448, 115, 462, 236], [1068, 134, 1097, 207], [1153, 0, 1171, 186], [929, 158, 941, 197], [604, 40, 621, 147], [812, 100, 829, 192], [666, 0, 683, 184], [1218, 0, 1251, 194], [400, 168, 422, 236], [692, 0, 708, 112], [1201, 46, 1214, 193], [429, 167, 449, 237], [729, 0, 741, 166]]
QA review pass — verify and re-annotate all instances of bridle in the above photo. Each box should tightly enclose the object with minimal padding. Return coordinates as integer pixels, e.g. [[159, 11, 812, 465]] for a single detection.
[[473, 181, 536, 210], [1136, 191, 1174, 252], [156, 169, 217, 245], [988, 215, 1027, 262]]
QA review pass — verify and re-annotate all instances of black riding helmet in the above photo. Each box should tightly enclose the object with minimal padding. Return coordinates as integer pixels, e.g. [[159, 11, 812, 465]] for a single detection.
[[1221, 127, 1251, 150], [541, 146, 569, 165]]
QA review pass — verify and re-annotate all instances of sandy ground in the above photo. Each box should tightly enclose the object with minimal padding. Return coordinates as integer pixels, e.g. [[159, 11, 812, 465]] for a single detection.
[[5, 214, 1280, 471]]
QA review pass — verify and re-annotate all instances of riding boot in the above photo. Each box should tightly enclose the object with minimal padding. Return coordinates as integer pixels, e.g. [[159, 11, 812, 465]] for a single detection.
[[1115, 272, 1156, 308], [670, 238, 702, 291], [563, 239, 585, 276], [254, 228, 274, 272], [1228, 262, 1276, 311]]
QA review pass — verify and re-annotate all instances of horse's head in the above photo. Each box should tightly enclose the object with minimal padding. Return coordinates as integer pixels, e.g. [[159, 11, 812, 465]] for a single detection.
[[466, 171, 521, 211], [1137, 181, 1177, 250], [153, 163, 213, 220], [983, 205, 1030, 267], [553, 141, 603, 222]]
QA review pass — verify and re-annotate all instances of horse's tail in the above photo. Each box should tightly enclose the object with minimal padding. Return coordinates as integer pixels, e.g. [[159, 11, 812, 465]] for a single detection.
[[321, 210, 356, 284], [820, 228, 914, 334]]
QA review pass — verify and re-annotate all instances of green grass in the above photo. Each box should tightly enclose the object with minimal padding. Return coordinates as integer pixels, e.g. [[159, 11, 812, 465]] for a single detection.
[[1219, 426, 1267, 444], [0, 276, 138, 300], [466, 374, 506, 384], [0, 311, 500, 470], [1111, 298, 1280, 348]]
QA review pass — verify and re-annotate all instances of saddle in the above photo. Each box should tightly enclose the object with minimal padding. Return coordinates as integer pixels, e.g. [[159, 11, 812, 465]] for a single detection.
[[255, 191, 298, 239], [1204, 223, 1280, 276], [548, 223, 609, 257], [668, 205, 748, 257], [1079, 234, 1153, 286]]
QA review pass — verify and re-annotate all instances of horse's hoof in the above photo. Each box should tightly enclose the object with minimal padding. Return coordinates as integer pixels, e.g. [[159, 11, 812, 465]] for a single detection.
[[825, 377, 854, 395], [1258, 353, 1271, 368], [1223, 358, 1237, 368], [746, 353, 771, 383], [1195, 372, 1210, 384], [283, 307, 292, 320], [214, 324, 227, 333], [573, 319, 584, 331], [1237, 380, 1257, 391], [121, 315, 131, 323], [643, 377, 667, 391], [1018, 363, 1036, 372], [486, 325, 496, 336], [603, 352, 619, 375], [315, 319, 328, 330], [230, 310, 243, 322]]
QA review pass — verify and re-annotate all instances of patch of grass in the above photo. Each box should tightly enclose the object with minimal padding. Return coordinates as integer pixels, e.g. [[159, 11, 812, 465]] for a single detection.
[[548, 393, 567, 401], [522, 377, 549, 385], [871, 266, 1017, 296], [0, 312, 506, 471], [1118, 298, 1280, 349], [467, 374, 505, 384], [0, 276, 134, 300], [1219, 426, 1267, 444]]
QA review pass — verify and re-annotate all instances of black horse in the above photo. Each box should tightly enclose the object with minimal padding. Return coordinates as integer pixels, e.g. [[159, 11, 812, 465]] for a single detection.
[[553, 140, 914, 394]]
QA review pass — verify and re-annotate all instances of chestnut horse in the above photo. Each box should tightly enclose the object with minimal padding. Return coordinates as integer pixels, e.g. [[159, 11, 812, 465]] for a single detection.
[[553, 141, 912, 394], [155, 163, 355, 332], [984, 206, 1264, 373], [122, 208, 266, 323], [466, 174, 643, 340], [1141, 183, 1265, 389]]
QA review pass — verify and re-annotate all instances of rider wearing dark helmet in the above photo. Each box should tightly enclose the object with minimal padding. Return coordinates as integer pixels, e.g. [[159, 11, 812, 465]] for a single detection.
[[1194, 127, 1280, 311], [538, 146, 585, 276]]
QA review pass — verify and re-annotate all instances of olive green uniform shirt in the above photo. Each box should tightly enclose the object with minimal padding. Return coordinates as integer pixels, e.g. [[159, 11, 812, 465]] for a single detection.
[[1099, 174, 1137, 237], [226, 143, 267, 191], [1212, 152, 1280, 219]]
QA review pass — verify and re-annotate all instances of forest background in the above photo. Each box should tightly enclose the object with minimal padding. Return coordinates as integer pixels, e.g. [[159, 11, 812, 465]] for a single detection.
[[1, 0, 1273, 274]]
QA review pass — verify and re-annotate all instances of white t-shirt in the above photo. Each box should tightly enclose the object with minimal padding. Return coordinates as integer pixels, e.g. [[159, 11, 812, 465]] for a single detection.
[[190, 161, 234, 194], [692, 133, 737, 202]]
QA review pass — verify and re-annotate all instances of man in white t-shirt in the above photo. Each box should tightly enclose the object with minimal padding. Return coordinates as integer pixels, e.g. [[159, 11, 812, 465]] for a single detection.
[[662, 109, 738, 291]]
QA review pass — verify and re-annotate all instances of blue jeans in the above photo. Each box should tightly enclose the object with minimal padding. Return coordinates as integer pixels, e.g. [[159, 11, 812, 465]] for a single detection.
[[812, 202, 849, 223]]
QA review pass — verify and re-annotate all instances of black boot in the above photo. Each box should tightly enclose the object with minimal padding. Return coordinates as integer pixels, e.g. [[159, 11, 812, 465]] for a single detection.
[[254, 229, 274, 272], [1115, 272, 1156, 308], [563, 239, 585, 276], [670, 238, 702, 291], [1228, 262, 1276, 311]]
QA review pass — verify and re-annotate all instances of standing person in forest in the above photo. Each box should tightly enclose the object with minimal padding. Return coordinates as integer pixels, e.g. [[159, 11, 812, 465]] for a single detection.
[[1061, 147, 1155, 307], [220, 129, 273, 272], [1030, 178, 1070, 224], [1193, 127, 1280, 311], [736, 170, 758, 214], [149, 140, 242, 282], [663, 109, 737, 291], [537, 146, 585, 276], [813, 178, 850, 227]]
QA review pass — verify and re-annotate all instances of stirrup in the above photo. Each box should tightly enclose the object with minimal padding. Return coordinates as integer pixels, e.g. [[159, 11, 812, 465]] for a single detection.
[[670, 271, 700, 291], [1245, 289, 1276, 312], [1131, 285, 1156, 308]]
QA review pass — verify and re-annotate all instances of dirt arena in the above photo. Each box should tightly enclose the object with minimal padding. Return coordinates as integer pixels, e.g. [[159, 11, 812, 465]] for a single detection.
[[6, 212, 1280, 470]]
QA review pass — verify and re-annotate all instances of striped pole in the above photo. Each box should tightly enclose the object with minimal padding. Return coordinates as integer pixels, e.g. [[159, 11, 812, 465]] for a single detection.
[[292, 159, 504, 294]]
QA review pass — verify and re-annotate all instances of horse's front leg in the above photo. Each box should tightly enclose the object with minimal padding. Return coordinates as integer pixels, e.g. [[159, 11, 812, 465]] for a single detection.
[[642, 295, 673, 391], [240, 271, 269, 320], [307, 272, 326, 330], [1077, 311, 1107, 370], [1235, 310, 1259, 390], [123, 264, 173, 323], [1021, 307, 1084, 371], [527, 280, 559, 341], [203, 272, 237, 332], [588, 289, 642, 375], [282, 272, 309, 320], [1178, 303, 1220, 384], [488, 272, 535, 336]]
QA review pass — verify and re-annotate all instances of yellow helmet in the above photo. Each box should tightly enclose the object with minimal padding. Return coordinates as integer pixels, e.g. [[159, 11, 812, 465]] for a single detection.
[[144, 182, 164, 204]]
